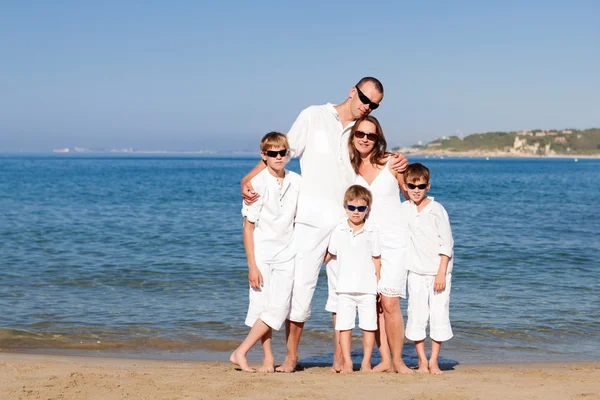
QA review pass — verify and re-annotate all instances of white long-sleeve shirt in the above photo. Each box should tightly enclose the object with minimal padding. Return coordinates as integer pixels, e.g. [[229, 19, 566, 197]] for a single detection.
[[401, 197, 454, 276]]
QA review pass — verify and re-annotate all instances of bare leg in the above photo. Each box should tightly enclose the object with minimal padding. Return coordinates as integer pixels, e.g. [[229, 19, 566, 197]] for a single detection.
[[381, 296, 413, 374], [373, 304, 393, 372], [339, 330, 353, 374], [429, 340, 443, 375], [360, 330, 375, 372], [230, 319, 271, 372], [331, 313, 343, 372], [414, 340, 429, 374], [258, 330, 275, 373], [275, 320, 303, 372]]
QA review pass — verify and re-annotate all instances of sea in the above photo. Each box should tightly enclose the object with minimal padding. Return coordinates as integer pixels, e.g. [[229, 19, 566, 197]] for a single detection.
[[1, 154, 599, 367]]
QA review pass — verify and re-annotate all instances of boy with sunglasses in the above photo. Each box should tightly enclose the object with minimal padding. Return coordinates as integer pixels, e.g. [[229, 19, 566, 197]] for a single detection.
[[230, 132, 301, 373], [326, 185, 381, 374], [400, 163, 454, 375]]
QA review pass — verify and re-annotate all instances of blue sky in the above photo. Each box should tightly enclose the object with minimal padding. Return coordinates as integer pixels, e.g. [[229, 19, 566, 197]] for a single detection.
[[1, 0, 599, 152]]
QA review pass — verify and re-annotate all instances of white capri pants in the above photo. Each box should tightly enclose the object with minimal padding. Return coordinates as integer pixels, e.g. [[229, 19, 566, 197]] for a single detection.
[[245, 258, 295, 331], [405, 272, 453, 342], [335, 293, 377, 331], [289, 223, 334, 322]]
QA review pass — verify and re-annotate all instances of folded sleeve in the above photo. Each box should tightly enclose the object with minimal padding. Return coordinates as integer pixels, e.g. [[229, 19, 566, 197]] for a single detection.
[[435, 206, 454, 258], [286, 109, 310, 158], [241, 176, 264, 223], [327, 230, 339, 256]]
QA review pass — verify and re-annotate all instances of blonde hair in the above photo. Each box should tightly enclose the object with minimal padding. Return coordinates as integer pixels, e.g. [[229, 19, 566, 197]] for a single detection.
[[260, 132, 289, 151], [343, 185, 373, 207]]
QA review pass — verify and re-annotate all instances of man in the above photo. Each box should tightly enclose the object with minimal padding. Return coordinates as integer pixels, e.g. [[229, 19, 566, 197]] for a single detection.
[[241, 77, 408, 372]]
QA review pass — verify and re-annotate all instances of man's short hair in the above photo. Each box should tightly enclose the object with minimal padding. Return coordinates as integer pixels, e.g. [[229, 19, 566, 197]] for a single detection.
[[404, 163, 431, 183], [356, 77, 384, 95], [343, 185, 373, 207], [260, 132, 289, 151]]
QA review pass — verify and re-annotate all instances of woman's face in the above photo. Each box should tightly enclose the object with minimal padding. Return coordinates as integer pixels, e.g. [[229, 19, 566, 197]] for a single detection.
[[352, 120, 378, 157]]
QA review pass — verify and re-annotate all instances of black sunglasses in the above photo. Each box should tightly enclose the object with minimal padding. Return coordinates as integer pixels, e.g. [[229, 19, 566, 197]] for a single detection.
[[264, 149, 289, 157], [355, 86, 380, 110], [406, 183, 428, 190], [346, 204, 369, 212], [354, 131, 378, 141]]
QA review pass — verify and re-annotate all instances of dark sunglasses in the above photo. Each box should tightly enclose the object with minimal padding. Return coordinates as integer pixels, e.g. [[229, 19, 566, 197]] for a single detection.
[[346, 204, 369, 212], [264, 149, 289, 157], [354, 131, 378, 141], [355, 86, 380, 110], [406, 183, 428, 190]]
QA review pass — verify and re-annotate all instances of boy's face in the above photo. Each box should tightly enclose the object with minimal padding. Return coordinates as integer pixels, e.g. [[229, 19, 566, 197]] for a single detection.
[[345, 197, 369, 225], [261, 147, 290, 172], [404, 177, 430, 205]]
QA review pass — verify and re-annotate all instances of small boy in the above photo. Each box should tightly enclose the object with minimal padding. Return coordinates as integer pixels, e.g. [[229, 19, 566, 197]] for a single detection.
[[327, 185, 381, 374], [401, 163, 454, 375], [230, 132, 301, 373]]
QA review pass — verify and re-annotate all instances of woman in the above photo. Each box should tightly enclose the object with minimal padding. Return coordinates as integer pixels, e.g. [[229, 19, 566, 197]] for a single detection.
[[349, 115, 413, 374]]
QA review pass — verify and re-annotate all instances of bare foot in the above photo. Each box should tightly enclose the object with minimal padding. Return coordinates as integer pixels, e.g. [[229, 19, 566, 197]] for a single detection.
[[275, 356, 298, 373], [229, 351, 255, 372], [359, 362, 373, 373], [416, 358, 429, 374], [393, 359, 414, 374], [258, 358, 275, 373], [331, 355, 343, 373], [429, 361, 443, 375], [372, 360, 393, 373], [340, 360, 353, 374]]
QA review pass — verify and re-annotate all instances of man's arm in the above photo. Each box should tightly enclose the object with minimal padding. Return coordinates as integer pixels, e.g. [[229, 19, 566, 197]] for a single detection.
[[241, 161, 266, 204], [242, 218, 263, 290]]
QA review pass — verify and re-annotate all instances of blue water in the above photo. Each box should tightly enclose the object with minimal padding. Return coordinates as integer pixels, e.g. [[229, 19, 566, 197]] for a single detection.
[[1, 154, 599, 365]]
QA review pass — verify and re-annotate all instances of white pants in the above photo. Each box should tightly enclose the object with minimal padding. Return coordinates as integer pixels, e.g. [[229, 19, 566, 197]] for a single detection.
[[405, 272, 453, 342], [335, 293, 377, 331], [245, 258, 295, 331], [289, 223, 334, 322]]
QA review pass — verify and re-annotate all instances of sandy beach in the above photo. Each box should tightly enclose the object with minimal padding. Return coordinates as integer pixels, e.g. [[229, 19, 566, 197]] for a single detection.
[[1, 353, 598, 400]]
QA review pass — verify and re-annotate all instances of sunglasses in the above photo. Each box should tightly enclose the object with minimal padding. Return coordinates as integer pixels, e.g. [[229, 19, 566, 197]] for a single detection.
[[346, 204, 369, 212], [264, 149, 289, 157], [406, 183, 428, 190], [355, 86, 380, 110], [354, 131, 378, 141]]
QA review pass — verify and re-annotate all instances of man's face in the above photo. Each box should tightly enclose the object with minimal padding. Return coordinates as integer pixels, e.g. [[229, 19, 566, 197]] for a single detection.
[[350, 82, 383, 119]]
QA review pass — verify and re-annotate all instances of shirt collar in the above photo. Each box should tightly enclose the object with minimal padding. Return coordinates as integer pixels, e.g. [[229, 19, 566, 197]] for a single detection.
[[409, 197, 435, 212], [337, 220, 374, 234]]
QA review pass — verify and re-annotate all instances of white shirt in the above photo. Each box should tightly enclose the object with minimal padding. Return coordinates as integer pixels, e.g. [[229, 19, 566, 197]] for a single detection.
[[287, 103, 357, 229], [328, 221, 382, 294], [242, 168, 301, 263], [401, 197, 454, 275]]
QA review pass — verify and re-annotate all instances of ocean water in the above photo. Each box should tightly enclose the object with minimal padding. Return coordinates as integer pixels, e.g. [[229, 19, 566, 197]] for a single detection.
[[1, 154, 599, 366]]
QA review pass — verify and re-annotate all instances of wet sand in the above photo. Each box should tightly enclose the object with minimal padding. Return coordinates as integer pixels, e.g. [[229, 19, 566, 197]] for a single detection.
[[1, 353, 598, 400]]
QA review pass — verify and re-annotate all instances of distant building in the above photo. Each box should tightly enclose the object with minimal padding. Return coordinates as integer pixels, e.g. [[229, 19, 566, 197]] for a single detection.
[[562, 130, 573, 134], [53, 148, 70, 153]]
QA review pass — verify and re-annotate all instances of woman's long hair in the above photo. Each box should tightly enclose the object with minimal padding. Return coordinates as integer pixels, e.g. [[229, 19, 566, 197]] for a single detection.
[[348, 115, 390, 174]]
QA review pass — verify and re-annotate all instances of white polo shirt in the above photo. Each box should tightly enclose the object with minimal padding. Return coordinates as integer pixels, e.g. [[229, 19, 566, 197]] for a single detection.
[[328, 221, 382, 294], [242, 168, 301, 263], [401, 197, 454, 276], [287, 103, 357, 229]]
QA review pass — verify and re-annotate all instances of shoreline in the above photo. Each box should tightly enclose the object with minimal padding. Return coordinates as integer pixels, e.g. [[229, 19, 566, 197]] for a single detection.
[[402, 151, 600, 158], [2, 352, 599, 400]]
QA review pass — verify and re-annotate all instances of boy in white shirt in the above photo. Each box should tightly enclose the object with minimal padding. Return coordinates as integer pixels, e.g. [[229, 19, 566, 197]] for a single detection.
[[327, 185, 381, 374], [401, 163, 454, 375], [230, 132, 301, 373]]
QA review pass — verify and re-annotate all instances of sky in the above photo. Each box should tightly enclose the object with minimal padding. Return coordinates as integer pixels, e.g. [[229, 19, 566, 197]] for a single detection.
[[1, 0, 599, 152]]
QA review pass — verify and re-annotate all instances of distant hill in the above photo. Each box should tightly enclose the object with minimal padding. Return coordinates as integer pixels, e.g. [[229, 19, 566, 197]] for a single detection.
[[398, 128, 600, 157]]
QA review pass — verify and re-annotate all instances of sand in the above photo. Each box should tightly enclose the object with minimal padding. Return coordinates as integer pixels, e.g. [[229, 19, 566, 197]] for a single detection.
[[1, 353, 598, 400]]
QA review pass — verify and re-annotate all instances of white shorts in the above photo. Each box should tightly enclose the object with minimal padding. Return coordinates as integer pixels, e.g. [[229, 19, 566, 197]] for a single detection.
[[405, 272, 453, 342], [289, 223, 334, 322], [335, 293, 377, 331], [245, 258, 294, 331], [377, 246, 408, 298]]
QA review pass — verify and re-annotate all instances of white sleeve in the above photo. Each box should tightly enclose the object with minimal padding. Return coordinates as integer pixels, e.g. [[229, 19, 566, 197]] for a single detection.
[[435, 206, 454, 258], [286, 109, 310, 158], [241, 177, 264, 223], [371, 228, 382, 257], [327, 230, 338, 256]]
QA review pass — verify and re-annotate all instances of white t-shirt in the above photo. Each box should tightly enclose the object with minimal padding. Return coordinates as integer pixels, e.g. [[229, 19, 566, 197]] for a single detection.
[[242, 168, 301, 263], [287, 103, 357, 229], [328, 221, 381, 294], [401, 197, 454, 275]]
